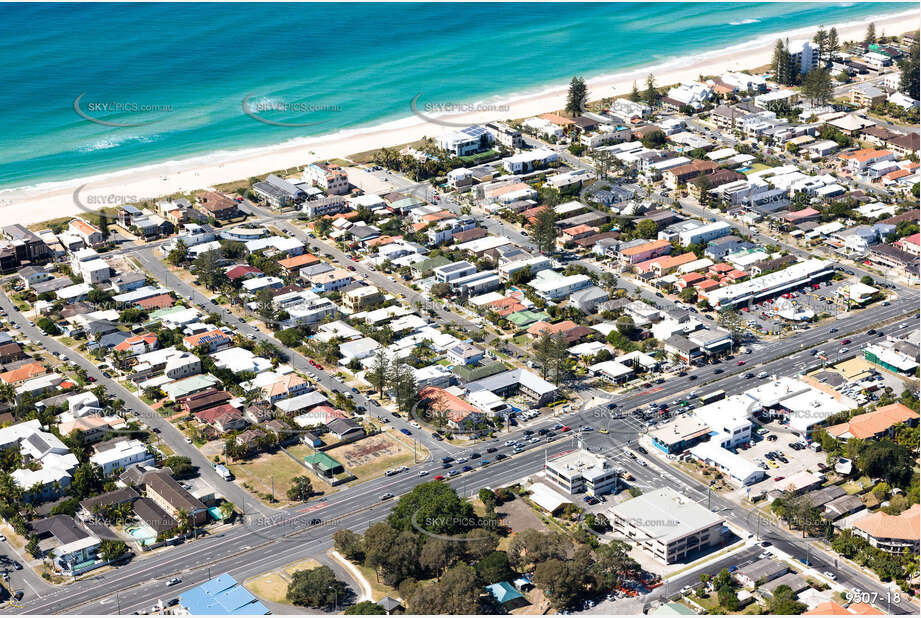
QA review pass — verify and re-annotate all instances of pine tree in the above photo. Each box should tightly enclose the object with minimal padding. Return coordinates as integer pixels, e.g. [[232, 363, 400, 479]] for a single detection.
[[827, 27, 840, 56], [772, 39, 791, 86], [813, 27, 827, 65], [644, 74, 657, 107], [629, 81, 640, 102], [565, 76, 588, 117], [864, 22, 876, 45], [532, 206, 558, 255], [899, 42, 920, 100]]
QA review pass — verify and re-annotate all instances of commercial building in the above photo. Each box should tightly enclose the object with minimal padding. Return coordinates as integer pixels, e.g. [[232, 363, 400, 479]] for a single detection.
[[701, 259, 833, 309], [608, 487, 724, 564], [544, 449, 618, 497], [178, 573, 270, 615], [852, 504, 920, 554]]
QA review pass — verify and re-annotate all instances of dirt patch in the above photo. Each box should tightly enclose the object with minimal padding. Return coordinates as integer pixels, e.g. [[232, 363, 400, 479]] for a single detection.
[[498, 497, 549, 534], [334, 433, 408, 468]]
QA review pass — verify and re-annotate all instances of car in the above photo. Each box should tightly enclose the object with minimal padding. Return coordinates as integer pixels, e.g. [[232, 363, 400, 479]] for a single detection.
[[462, 465, 472, 472], [767, 434, 778, 441], [560, 426, 571, 432], [309, 518, 322, 525], [410, 421, 421, 429], [773, 476, 785, 482], [637, 446, 648, 455], [876, 331, 885, 337], [87, 376, 96, 382], [841, 339, 851, 345], [448, 470, 460, 477], [714, 368, 723, 374], [823, 571, 836, 580], [495, 453, 506, 460], [736, 360, 745, 366], [400, 428, 412, 436], [434, 475, 445, 481], [688, 375, 697, 380], [456, 457, 468, 464], [166, 577, 181, 587], [867, 329, 876, 335], [744, 372, 754, 379], [504, 440, 516, 446], [830, 328, 838, 333], [761, 541, 772, 548], [581, 425, 593, 432], [470, 452, 481, 459], [380, 493, 394, 500], [839, 347, 848, 354], [185, 437, 193, 444], [599, 428, 609, 434], [418, 470, 429, 477], [11, 561, 21, 570], [537, 428, 549, 435]]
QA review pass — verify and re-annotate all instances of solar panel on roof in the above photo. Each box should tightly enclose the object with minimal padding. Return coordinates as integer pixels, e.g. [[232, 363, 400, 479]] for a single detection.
[[461, 125, 487, 138]]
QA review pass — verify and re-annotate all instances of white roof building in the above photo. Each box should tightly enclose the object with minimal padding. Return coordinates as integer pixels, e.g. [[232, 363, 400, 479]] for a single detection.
[[689, 441, 765, 486], [211, 347, 273, 374]]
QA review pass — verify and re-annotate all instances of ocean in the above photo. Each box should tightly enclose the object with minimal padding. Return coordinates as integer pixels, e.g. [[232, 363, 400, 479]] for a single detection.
[[0, 2, 909, 191]]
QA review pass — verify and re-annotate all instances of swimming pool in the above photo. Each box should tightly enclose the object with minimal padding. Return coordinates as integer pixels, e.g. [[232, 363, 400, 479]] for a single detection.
[[126, 525, 157, 546], [737, 166, 753, 173]]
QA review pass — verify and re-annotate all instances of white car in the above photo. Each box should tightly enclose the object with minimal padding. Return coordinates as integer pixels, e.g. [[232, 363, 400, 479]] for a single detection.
[[410, 421, 421, 429], [418, 470, 429, 477], [823, 571, 836, 580]]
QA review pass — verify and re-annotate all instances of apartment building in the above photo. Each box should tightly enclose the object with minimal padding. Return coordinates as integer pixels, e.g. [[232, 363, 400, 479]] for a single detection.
[[304, 162, 350, 195], [663, 159, 718, 190]]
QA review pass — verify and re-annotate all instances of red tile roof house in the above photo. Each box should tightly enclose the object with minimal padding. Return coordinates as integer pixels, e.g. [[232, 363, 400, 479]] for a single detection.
[[178, 389, 232, 414], [225, 265, 262, 281], [677, 272, 706, 290], [726, 269, 748, 282], [195, 404, 248, 433], [135, 293, 174, 310], [780, 207, 821, 224], [113, 333, 158, 355], [197, 191, 239, 219], [183, 328, 233, 353], [418, 386, 484, 432], [708, 263, 734, 277], [695, 278, 721, 293]]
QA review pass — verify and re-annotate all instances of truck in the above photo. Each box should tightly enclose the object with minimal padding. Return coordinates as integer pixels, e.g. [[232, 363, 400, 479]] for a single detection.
[[214, 464, 233, 481]]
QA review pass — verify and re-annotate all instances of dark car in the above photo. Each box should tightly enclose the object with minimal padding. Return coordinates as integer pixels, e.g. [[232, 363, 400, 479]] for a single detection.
[[431, 433, 443, 441], [744, 373, 754, 379], [470, 452, 481, 459], [400, 428, 412, 436], [714, 368, 724, 374], [830, 328, 838, 333], [538, 428, 549, 435], [637, 446, 648, 455], [309, 518, 322, 526], [868, 329, 876, 335], [495, 453, 507, 460], [442, 462, 452, 469], [688, 375, 697, 380], [486, 446, 497, 453], [462, 465, 472, 472], [441, 457, 453, 463]]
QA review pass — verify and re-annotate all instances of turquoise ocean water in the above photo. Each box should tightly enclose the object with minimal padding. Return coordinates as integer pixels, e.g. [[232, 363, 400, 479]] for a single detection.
[[0, 2, 910, 191]]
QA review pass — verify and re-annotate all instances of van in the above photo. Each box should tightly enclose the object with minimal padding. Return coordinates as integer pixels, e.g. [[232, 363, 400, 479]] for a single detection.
[[756, 371, 769, 379], [215, 464, 233, 481]]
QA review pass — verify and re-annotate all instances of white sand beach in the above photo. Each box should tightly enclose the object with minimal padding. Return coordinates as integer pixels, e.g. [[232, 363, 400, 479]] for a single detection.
[[2, 9, 917, 227]]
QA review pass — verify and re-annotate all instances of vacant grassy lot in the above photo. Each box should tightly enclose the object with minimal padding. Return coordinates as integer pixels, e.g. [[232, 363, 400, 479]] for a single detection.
[[228, 449, 329, 504]]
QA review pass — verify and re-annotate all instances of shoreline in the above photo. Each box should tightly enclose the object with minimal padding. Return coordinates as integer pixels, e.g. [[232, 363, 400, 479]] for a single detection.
[[3, 8, 917, 227]]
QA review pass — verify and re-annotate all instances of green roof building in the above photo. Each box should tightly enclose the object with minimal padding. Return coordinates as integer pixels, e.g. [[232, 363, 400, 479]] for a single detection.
[[507, 310, 551, 328], [304, 452, 344, 478]]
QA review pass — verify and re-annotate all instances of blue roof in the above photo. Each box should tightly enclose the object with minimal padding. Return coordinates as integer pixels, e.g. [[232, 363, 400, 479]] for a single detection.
[[485, 581, 524, 604], [179, 573, 270, 615]]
